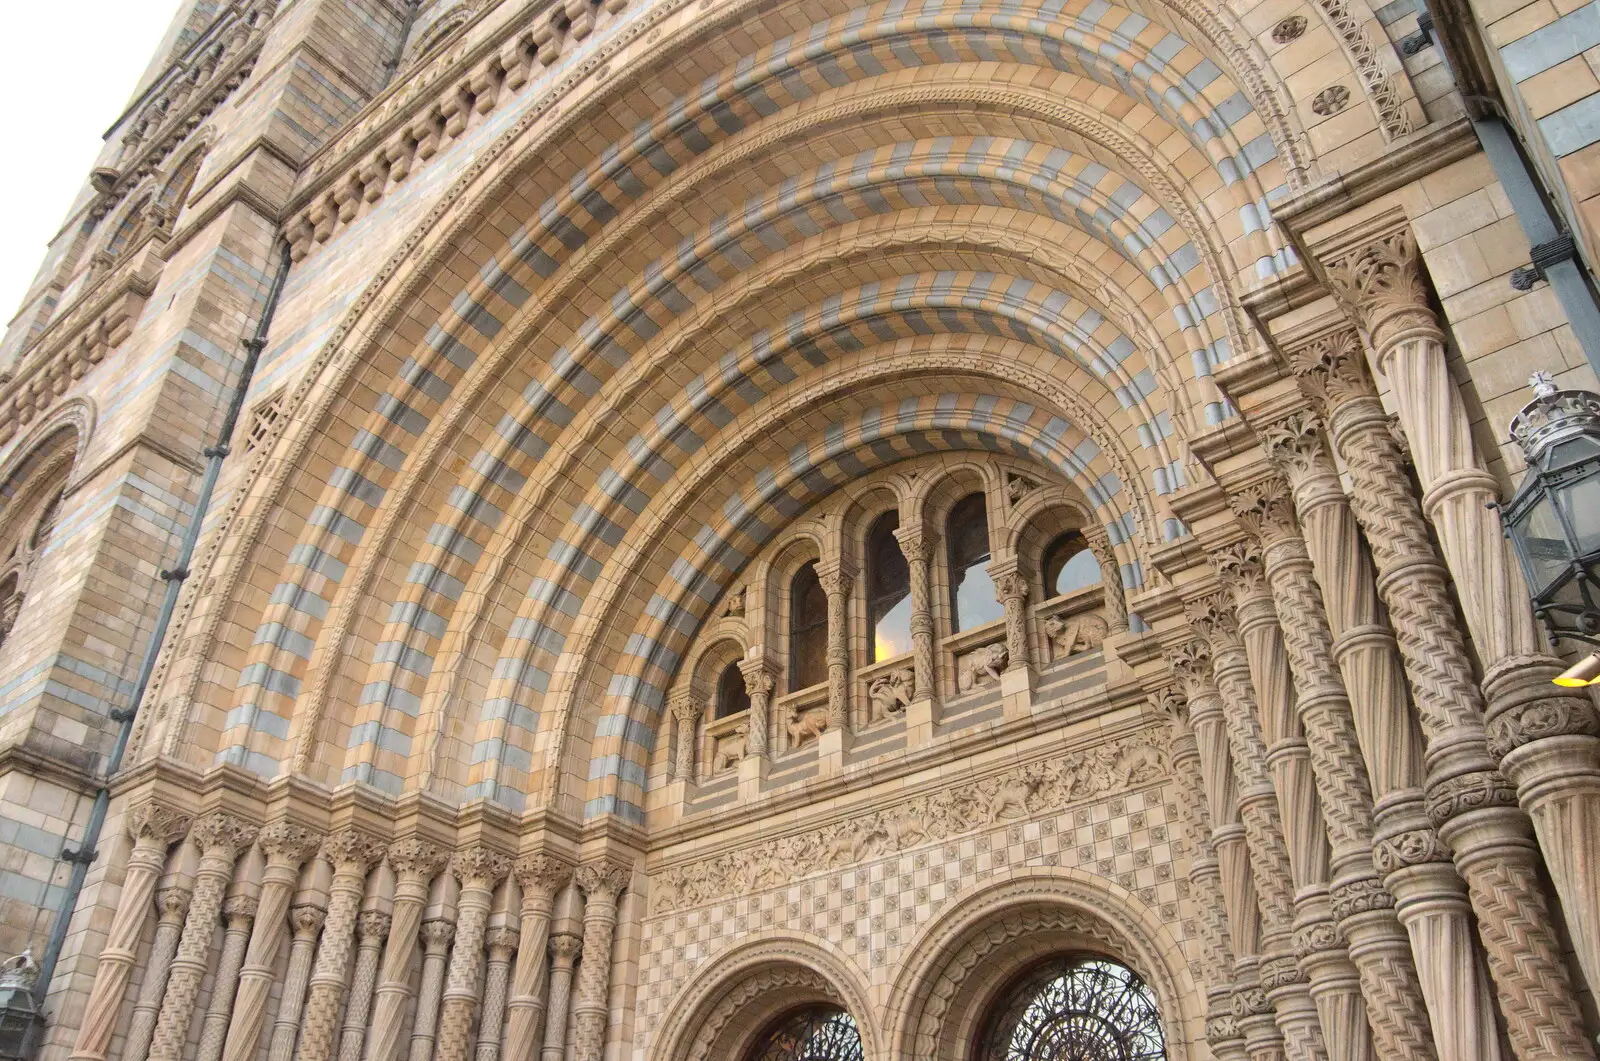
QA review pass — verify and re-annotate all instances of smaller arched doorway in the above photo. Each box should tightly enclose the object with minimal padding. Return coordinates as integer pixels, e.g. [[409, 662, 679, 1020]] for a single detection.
[[745, 1005, 867, 1060], [975, 955, 1167, 1061]]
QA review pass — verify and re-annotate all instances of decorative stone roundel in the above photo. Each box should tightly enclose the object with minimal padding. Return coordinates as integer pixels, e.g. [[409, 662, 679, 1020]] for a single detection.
[[1270, 15, 1307, 42], [1312, 85, 1352, 116]]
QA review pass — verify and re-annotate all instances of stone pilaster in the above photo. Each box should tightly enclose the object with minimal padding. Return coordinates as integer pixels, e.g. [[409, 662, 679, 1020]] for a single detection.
[[737, 659, 777, 761], [67, 803, 190, 1061], [668, 693, 704, 779], [540, 933, 582, 1061], [1081, 525, 1129, 635], [475, 926, 519, 1061], [298, 829, 386, 1061], [336, 912, 390, 1061], [437, 846, 512, 1061], [365, 838, 449, 1061], [892, 526, 937, 700], [1187, 599, 1341, 1061], [1290, 328, 1506, 1061], [817, 562, 854, 730], [407, 920, 455, 1061], [195, 894, 258, 1061], [224, 822, 321, 1061], [504, 854, 570, 1061], [268, 905, 327, 1061], [571, 858, 631, 1061]]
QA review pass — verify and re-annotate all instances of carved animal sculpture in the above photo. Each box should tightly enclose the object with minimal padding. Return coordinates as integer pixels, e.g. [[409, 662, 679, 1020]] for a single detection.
[[1045, 613, 1109, 659], [868, 668, 913, 720], [958, 642, 1008, 692], [713, 728, 746, 772], [787, 705, 828, 747]]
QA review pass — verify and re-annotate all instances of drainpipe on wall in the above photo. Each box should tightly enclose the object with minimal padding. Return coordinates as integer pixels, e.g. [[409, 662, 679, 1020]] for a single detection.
[[25, 238, 293, 1056], [1410, 3, 1600, 379], [381, 0, 422, 88]]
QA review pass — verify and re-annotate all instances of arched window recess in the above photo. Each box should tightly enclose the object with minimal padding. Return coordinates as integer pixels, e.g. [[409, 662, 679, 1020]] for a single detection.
[[976, 955, 1167, 1061], [744, 1006, 865, 1061]]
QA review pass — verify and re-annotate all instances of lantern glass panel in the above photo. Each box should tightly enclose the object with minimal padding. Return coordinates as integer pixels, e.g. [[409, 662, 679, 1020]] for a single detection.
[[1512, 491, 1572, 596], [1558, 471, 1600, 557]]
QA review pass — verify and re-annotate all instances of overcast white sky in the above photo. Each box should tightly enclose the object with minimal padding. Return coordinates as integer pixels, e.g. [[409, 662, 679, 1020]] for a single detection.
[[0, 2, 181, 330]]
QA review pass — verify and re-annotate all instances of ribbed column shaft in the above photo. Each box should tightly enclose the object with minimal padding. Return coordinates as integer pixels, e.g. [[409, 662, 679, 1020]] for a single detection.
[[407, 920, 455, 1061], [125, 886, 192, 1061], [223, 823, 320, 1061], [570, 860, 631, 1061], [268, 905, 326, 1061], [505, 856, 569, 1061], [540, 934, 581, 1061], [365, 840, 448, 1061], [196, 896, 258, 1061], [336, 912, 390, 1061], [893, 528, 936, 699], [818, 563, 853, 729], [297, 831, 383, 1061], [437, 848, 512, 1061], [475, 927, 519, 1061]]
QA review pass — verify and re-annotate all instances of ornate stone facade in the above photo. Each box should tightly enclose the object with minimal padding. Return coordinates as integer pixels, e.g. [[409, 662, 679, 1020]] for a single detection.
[[1, 0, 1598, 1060]]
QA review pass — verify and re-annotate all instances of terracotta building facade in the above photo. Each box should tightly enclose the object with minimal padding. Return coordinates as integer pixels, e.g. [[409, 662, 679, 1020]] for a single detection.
[[2, 0, 1600, 1058]]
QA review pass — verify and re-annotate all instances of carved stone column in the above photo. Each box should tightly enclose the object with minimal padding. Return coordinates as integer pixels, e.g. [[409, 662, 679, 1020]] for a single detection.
[[1289, 332, 1507, 1061], [1296, 309, 1588, 1061], [195, 895, 258, 1061], [407, 920, 455, 1061], [336, 912, 390, 1061], [892, 526, 936, 699], [68, 803, 191, 1061], [151, 813, 258, 1061], [1228, 480, 1437, 1061], [817, 561, 854, 729], [737, 659, 777, 760], [365, 839, 449, 1061], [126, 885, 192, 1061], [571, 858, 631, 1061], [224, 822, 320, 1061], [669, 693, 704, 779], [505, 855, 571, 1061], [990, 562, 1032, 672], [475, 926, 519, 1061], [1152, 688, 1248, 1061], [1170, 643, 1286, 1061], [437, 847, 513, 1061], [1327, 230, 1600, 1056], [268, 905, 327, 1061], [1081, 525, 1129, 635], [540, 933, 582, 1061], [298, 830, 386, 1061], [1187, 602, 1341, 1061]]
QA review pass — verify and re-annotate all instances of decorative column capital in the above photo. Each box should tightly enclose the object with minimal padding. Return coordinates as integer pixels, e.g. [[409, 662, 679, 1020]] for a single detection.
[[1185, 592, 1240, 650], [420, 919, 455, 950], [993, 569, 1029, 604], [191, 812, 259, 858], [549, 932, 583, 963], [816, 560, 854, 598], [358, 911, 392, 941], [222, 895, 259, 923], [157, 887, 193, 923], [1258, 410, 1335, 488], [1150, 684, 1188, 726], [513, 852, 573, 900], [1168, 638, 1215, 697], [485, 926, 520, 954], [574, 858, 632, 904], [290, 905, 327, 939], [736, 657, 777, 695], [1226, 476, 1299, 546], [892, 526, 935, 563], [126, 802, 193, 847], [320, 828, 387, 872], [1321, 226, 1441, 355], [1286, 327, 1376, 416], [667, 692, 704, 724], [387, 837, 450, 881], [1209, 540, 1267, 600], [257, 821, 322, 866], [451, 845, 512, 889]]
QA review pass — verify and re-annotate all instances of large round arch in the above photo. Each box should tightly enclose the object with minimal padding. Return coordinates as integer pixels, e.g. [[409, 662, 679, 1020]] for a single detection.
[[886, 867, 1203, 1061]]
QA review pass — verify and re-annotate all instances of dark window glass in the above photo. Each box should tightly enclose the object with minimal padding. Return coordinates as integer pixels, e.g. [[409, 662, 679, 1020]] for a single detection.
[[1042, 532, 1102, 598], [867, 511, 912, 662], [977, 956, 1167, 1061], [745, 1006, 864, 1061], [715, 661, 751, 719], [948, 493, 1003, 631], [789, 561, 828, 691]]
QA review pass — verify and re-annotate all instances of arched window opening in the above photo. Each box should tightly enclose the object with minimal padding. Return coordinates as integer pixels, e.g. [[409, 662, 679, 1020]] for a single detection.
[[789, 561, 828, 691], [106, 198, 149, 258], [158, 149, 205, 218], [745, 1006, 864, 1061], [31, 491, 63, 552], [977, 955, 1167, 1061], [867, 511, 911, 661], [716, 661, 751, 719], [948, 493, 1002, 632], [1042, 532, 1101, 598], [0, 575, 21, 654]]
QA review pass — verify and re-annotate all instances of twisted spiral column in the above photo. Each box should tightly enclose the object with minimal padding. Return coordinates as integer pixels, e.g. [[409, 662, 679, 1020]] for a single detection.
[[1229, 478, 1437, 1061], [1152, 687, 1248, 1061], [669, 693, 704, 778], [990, 561, 1032, 672], [67, 803, 190, 1061], [1290, 332, 1506, 1061], [1187, 601, 1340, 1061], [1299, 308, 1586, 1061], [476, 926, 519, 1061], [571, 858, 631, 1061], [195, 895, 258, 1061], [365, 839, 449, 1061], [504, 855, 571, 1061], [297, 829, 386, 1061], [268, 905, 327, 1061], [818, 562, 854, 729], [540, 934, 582, 1061], [738, 660, 777, 761], [1326, 230, 1600, 1060], [125, 885, 192, 1061], [1081, 525, 1128, 635], [437, 847, 513, 1061], [336, 912, 390, 1061], [1170, 642, 1286, 1061], [223, 822, 321, 1061], [151, 814, 258, 1061], [893, 526, 937, 699], [407, 920, 455, 1061]]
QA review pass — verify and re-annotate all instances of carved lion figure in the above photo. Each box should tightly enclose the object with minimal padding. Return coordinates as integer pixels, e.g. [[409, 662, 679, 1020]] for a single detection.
[[713, 727, 746, 773], [787, 705, 828, 748], [867, 667, 913, 721], [1044, 613, 1109, 660], [957, 642, 1008, 692]]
